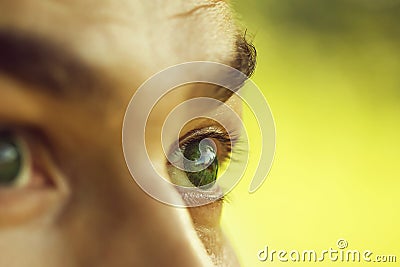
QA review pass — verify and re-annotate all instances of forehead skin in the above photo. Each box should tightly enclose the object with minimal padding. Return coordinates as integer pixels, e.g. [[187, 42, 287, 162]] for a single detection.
[[0, 0, 238, 92]]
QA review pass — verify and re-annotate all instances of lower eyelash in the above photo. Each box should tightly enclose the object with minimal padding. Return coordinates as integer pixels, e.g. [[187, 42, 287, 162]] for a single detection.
[[175, 185, 224, 206]]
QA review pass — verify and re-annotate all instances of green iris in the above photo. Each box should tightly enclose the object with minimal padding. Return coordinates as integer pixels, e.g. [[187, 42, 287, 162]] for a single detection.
[[183, 140, 218, 188], [0, 133, 23, 185]]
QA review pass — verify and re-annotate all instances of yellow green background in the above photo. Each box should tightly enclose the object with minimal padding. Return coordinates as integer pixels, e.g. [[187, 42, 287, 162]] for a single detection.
[[222, 1, 400, 266]]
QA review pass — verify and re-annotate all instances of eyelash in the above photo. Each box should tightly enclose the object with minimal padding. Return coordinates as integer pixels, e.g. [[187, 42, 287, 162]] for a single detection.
[[178, 126, 240, 163]]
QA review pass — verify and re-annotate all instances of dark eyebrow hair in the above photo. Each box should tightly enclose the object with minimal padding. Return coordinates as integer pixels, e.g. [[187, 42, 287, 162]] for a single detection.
[[0, 28, 255, 103], [212, 31, 257, 102], [0, 29, 108, 97], [232, 31, 257, 79]]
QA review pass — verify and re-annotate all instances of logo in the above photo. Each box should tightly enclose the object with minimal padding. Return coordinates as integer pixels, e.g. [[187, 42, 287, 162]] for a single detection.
[[122, 61, 275, 207]]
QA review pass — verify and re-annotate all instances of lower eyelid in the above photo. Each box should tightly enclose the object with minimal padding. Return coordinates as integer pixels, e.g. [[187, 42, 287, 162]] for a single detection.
[[0, 187, 59, 227], [175, 185, 224, 207]]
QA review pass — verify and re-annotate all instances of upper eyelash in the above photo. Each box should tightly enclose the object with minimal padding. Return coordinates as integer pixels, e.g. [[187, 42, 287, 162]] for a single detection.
[[179, 126, 240, 148], [180, 132, 230, 150], [178, 126, 236, 161]]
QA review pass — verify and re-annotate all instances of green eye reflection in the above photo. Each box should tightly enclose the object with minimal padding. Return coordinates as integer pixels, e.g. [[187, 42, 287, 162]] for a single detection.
[[0, 133, 23, 185], [182, 139, 218, 188]]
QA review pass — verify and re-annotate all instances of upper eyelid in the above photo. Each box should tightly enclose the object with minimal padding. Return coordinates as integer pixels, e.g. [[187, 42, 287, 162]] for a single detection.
[[170, 126, 237, 167], [165, 125, 232, 163], [179, 126, 232, 150]]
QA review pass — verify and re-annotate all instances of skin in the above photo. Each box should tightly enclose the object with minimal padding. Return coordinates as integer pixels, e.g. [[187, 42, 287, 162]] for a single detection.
[[0, 1, 252, 266]]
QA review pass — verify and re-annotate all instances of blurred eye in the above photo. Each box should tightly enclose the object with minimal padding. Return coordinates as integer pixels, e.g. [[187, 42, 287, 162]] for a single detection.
[[0, 131, 29, 186], [0, 128, 68, 225], [183, 139, 218, 188]]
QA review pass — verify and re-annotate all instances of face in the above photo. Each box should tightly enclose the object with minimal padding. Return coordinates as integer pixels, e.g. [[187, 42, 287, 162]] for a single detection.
[[0, 1, 256, 266]]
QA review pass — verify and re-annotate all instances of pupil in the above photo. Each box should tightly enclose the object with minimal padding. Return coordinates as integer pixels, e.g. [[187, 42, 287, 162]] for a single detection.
[[0, 134, 22, 185], [183, 140, 218, 188]]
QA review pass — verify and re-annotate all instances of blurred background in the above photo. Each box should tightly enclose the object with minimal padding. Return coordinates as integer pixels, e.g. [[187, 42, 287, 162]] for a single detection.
[[222, 0, 400, 266]]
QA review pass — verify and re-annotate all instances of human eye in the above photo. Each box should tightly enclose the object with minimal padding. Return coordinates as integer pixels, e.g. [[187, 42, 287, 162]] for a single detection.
[[0, 127, 67, 226], [181, 136, 219, 188], [166, 124, 235, 197], [0, 129, 33, 187]]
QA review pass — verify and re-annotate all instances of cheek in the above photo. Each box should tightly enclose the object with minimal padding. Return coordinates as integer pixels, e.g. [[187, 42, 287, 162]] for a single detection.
[[188, 200, 224, 255], [189, 201, 241, 266], [189, 200, 223, 227]]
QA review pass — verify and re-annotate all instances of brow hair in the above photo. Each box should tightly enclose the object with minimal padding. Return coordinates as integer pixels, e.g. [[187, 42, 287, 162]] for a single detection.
[[0, 28, 256, 103], [0, 29, 108, 98], [232, 31, 257, 78], [212, 31, 257, 102]]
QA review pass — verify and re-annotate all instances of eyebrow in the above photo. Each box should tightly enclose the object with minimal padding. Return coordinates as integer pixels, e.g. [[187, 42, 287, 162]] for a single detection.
[[211, 32, 257, 102], [0, 28, 256, 103], [170, 4, 257, 102], [0, 29, 109, 98], [232, 32, 257, 79]]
